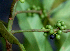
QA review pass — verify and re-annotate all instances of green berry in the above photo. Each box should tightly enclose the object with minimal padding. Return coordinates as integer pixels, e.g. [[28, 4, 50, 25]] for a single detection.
[[57, 30, 62, 34], [19, 0, 25, 3], [44, 13, 47, 17], [61, 21, 65, 26], [28, 13, 32, 16], [43, 9, 46, 13], [47, 25, 52, 29], [27, 8, 30, 11], [32, 5, 36, 9], [60, 26, 64, 30], [41, 27, 45, 29], [43, 33, 47, 36], [63, 25, 67, 29], [41, 14, 44, 18], [56, 23, 61, 27], [56, 35, 60, 39], [49, 29, 54, 34], [57, 20, 61, 23], [37, 6, 41, 10]]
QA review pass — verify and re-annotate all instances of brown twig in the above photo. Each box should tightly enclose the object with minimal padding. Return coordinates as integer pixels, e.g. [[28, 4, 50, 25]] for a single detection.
[[15, 10, 42, 16], [11, 29, 70, 34]]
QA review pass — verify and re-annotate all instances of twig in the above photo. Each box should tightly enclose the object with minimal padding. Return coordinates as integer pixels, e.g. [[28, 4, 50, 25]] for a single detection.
[[15, 10, 42, 16], [11, 29, 70, 34], [7, 0, 18, 51]]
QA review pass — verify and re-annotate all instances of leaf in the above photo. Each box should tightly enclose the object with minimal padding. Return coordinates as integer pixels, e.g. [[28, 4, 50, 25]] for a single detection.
[[60, 33, 70, 51], [50, 0, 70, 29], [0, 22, 26, 51], [49, 0, 70, 50], [25, 0, 41, 6], [51, 0, 66, 10], [43, 0, 54, 11], [0, 37, 6, 51], [16, 1, 53, 51]]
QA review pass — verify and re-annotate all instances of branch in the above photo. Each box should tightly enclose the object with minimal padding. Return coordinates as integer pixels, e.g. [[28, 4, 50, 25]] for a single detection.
[[11, 29, 70, 34], [15, 10, 42, 16]]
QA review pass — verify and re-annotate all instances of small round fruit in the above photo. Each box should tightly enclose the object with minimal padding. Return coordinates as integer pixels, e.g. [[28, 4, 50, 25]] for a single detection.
[[41, 27, 45, 29], [57, 30, 62, 34], [61, 21, 65, 26], [47, 25, 52, 29], [49, 29, 54, 34], [43, 9, 46, 13], [43, 33, 47, 36], [63, 25, 67, 29], [56, 23, 61, 27], [57, 20, 61, 23], [19, 0, 25, 3], [50, 34, 55, 39], [60, 26, 64, 30], [41, 14, 44, 18], [27, 8, 30, 11], [32, 5, 36, 9], [37, 6, 41, 10], [56, 35, 60, 39]]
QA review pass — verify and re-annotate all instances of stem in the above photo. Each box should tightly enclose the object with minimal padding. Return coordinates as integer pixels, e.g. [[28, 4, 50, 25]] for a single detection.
[[7, 0, 18, 51], [11, 29, 70, 34], [15, 10, 42, 16]]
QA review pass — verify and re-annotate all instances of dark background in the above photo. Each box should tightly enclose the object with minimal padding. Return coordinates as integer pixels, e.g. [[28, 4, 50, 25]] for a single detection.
[[0, 0, 24, 51], [0, 0, 56, 51]]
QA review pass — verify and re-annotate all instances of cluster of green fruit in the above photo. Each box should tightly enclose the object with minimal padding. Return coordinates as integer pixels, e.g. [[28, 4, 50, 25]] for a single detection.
[[41, 9, 47, 18], [42, 20, 67, 40], [27, 5, 41, 16]]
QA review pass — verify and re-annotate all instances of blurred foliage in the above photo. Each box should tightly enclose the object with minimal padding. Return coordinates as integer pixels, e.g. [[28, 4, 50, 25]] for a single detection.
[[16, 1, 53, 51], [0, 0, 70, 51], [16, 0, 70, 51]]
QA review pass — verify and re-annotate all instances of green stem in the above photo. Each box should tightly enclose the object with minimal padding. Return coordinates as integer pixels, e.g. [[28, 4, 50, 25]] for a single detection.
[[11, 29, 70, 34]]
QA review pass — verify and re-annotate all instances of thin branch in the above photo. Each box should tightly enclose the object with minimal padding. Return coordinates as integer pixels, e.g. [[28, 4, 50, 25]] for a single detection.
[[11, 29, 70, 34], [15, 10, 42, 16]]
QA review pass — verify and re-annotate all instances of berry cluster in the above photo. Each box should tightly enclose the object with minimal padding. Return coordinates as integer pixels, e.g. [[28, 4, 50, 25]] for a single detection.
[[41, 9, 47, 18], [42, 20, 67, 40], [27, 5, 41, 16]]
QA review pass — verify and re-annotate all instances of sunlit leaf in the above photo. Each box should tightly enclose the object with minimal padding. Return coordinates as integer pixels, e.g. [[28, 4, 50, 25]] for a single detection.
[[51, 0, 66, 10], [16, 1, 53, 51], [60, 33, 70, 51], [43, 0, 54, 11]]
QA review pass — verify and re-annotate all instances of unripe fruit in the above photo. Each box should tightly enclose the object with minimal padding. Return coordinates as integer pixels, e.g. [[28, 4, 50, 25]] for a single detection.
[[61, 21, 65, 26], [60, 26, 64, 30], [41, 14, 44, 18], [50, 34, 55, 39], [63, 25, 67, 29], [49, 29, 54, 34], [43, 33, 47, 36], [47, 25, 52, 29], [41, 27, 45, 29], [37, 6, 41, 10], [56, 23, 61, 27], [56, 35, 60, 39], [19, 0, 25, 3], [57, 30, 62, 34], [57, 20, 61, 23]]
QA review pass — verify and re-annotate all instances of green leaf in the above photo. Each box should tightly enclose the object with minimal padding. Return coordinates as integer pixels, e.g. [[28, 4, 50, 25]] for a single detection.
[[43, 0, 54, 11], [60, 33, 70, 51], [49, 0, 70, 50], [51, 0, 66, 10], [25, 0, 41, 6], [50, 0, 70, 29], [0, 22, 26, 51], [0, 37, 6, 51], [16, 2, 53, 51]]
